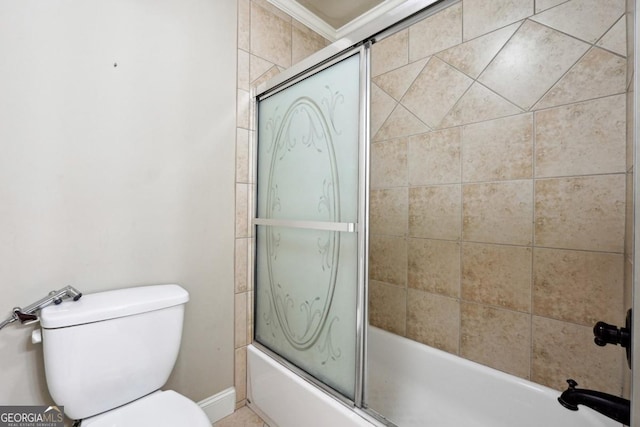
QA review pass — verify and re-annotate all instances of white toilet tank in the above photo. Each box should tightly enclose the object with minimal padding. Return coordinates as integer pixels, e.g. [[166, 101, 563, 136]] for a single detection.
[[39, 284, 189, 420]]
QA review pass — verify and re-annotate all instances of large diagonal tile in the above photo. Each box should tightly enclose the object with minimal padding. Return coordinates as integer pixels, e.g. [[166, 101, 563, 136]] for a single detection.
[[478, 20, 589, 110], [250, 54, 275, 84], [440, 83, 522, 128], [372, 59, 429, 101], [531, 0, 625, 44], [535, 0, 570, 13], [463, 0, 533, 41], [372, 29, 408, 77], [401, 57, 473, 129], [535, 47, 626, 110], [373, 104, 430, 142], [597, 15, 626, 57], [371, 83, 398, 137], [437, 22, 521, 79], [409, 2, 462, 61]]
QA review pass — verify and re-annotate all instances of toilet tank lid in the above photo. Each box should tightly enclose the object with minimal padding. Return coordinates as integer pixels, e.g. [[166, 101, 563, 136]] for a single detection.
[[40, 284, 189, 328]]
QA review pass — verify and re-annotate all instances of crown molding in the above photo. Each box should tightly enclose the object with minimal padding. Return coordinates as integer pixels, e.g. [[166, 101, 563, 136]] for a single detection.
[[267, 0, 408, 42], [335, 0, 407, 39], [267, 0, 337, 40]]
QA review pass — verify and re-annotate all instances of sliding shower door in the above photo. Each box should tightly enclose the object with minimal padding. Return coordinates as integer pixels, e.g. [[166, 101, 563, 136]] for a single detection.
[[254, 48, 368, 402]]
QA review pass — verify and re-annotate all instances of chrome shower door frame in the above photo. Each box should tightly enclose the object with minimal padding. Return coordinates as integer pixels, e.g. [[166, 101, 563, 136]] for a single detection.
[[252, 43, 370, 409]]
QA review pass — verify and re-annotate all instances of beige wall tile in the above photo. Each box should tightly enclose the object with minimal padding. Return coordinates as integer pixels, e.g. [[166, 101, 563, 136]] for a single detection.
[[251, 65, 280, 90], [535, 49, 626, 110], [625, 171, 633, 257], [597, 15, 626, 57], [407, 289, 460, 354], [372, 59, 429, 101], [625, 258, 633, 313], [462, 0, 533, 41], [369, 280, 407, 335], [246, 291, 253, 344], [478, 20, 589, 110], [252, 0, 291, 21], [370, 188, 408, 236], [402, 57, 473, 129], [437, 22, 520, 79], [373, 104, 430, 142], [237, 89, 250, 129], [234, 346, 247, 403], [235, 238, 249, 293], [236, 128, 250, 183], [440, 82, 522, 128], [627, 8, 635, 89], [532, 316, 623, 394], [408, 128, 461, 185], [238, 0, 250, 52], [533, 248, 624, 326], [531, 0, 625, 44], [534, 175, 625, 252], [250, 1, 292, 68], [462, 243, 532, 312], [238, 49, 250, 91], [371, 83, 398, 138], [408, 238, 461, 298], [236, 183, 249, 238], [462, 113, 533, 182], [369, 235, 407, 287], [535, 95, 626, 177], [408, 3, 462, 61], [371, 29, 408, 77], [235, 292, 248, 348], [461, 303, 531, 378], [292, 20, 327, 65], [535, 0, 569, 13], [627, 90, 634, 171], [463, 181, 533, 245], [370, 139, 407, 188], [409, 185, 461, 240], [250, 54, 275, 84]]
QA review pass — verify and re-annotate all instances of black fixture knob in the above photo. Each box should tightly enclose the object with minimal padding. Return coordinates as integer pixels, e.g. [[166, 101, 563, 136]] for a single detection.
[[593, 321, 629, 347], [593, 309, 632, 368]]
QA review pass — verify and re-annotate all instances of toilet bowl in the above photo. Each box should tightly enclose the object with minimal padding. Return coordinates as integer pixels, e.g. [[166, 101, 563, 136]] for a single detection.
[[37, 284, 210, 426]]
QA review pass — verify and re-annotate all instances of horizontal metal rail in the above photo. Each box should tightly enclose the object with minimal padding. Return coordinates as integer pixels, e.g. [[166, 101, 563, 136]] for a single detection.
[[253, 218, 357, 233]]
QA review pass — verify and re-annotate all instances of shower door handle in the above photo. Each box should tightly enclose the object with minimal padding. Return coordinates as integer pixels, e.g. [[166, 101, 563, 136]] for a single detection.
[[253, 218, 357, 233]]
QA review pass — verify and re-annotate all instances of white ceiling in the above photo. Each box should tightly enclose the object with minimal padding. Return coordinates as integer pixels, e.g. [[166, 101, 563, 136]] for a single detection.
[[268, 0, 408, 41], [295, 0, 385, 29]]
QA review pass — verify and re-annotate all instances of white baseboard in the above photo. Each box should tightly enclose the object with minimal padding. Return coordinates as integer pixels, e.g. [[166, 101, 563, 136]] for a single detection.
[[198, 387, 236, 423]]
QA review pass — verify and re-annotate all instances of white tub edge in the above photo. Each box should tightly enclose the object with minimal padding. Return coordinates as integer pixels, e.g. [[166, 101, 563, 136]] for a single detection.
[[247, 344, 378, 427]]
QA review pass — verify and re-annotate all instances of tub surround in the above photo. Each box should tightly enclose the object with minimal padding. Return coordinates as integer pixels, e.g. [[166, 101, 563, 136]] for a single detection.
[[369, 0, 629, 395]]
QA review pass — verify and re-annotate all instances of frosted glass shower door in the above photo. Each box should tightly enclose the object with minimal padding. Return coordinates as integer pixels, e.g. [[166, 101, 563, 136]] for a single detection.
[[254, 51, 364, 401]]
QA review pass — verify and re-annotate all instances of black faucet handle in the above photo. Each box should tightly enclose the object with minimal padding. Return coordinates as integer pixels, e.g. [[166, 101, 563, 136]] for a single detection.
[[593, 309, 633, 369], [593, 320, 630, 348], [565, 379, 578, 389]]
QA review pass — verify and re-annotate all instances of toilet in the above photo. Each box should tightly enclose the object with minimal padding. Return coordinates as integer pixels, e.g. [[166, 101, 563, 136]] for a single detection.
[[37, 284, 211, 427]]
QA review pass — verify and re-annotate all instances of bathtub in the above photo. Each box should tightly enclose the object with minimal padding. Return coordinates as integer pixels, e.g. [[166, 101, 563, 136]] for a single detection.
[[248, 326, 619, 427]]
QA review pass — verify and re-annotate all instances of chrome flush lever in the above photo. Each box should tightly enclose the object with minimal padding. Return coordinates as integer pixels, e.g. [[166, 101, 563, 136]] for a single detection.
[[0, 286, 83, 330]]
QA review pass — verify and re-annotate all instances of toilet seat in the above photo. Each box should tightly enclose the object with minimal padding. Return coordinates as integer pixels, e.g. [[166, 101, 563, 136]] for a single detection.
[[80, 390, 211, 427]]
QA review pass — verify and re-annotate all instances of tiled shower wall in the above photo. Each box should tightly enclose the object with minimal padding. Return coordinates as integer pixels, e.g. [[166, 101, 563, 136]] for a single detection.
[[234, 0, 329, 408], [368, 0, 629, 394]]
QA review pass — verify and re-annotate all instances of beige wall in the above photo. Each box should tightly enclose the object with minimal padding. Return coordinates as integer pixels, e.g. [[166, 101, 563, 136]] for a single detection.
[[0, 0, 236, 407], [369, 0, 629, 395], [234, 0, 329, 408]]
